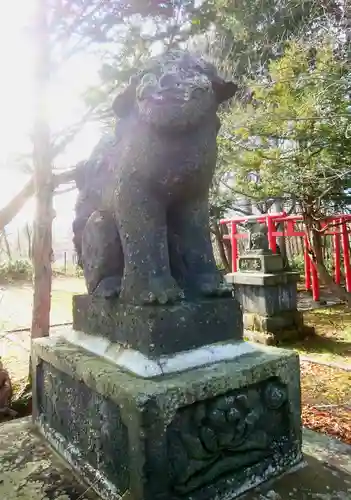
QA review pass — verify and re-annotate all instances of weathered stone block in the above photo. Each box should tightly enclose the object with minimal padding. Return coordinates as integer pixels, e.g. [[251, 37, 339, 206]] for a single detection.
[[236, 281, 297, 316], [225, 271, 313, 344], [32, 337, 302, 500], [227, 272, 300, 317], [243, 310, 304, 333], [72, 294, 243, 357]]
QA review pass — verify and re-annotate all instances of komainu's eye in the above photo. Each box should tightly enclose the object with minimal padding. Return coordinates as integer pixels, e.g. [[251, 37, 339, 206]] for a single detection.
[[159, 73, 178, 88], [141, 73, 158, 86], [162, 63, 178, 74], [194, 73, 210, 85]]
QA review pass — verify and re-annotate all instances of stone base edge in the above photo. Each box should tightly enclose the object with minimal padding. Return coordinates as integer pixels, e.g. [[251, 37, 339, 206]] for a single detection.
[[226, 271, 300, 286], [51, 325, 257, 378], [36, 419, 120, 500]]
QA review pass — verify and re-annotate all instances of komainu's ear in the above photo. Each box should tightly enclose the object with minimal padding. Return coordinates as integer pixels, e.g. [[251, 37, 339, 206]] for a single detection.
[[211, 76, 238, 104], [112, 83, 137, 118]]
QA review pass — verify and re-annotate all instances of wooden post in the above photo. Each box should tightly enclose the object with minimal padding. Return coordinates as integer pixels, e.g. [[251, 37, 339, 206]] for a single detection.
[[333, 227, 341, 285], [266, 215, 277, 253], [31, 0, 53, 339], [231, 221, 238, 272], [341, 220, 351, 293], [304, 235, 311, 291]]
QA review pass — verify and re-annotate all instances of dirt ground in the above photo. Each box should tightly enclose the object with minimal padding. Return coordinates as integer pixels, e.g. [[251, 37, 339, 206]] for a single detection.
[[0, 277, 85, 331], [0, 277, 85, 387]]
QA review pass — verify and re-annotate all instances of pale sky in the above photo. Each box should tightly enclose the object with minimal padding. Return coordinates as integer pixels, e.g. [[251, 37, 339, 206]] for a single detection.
[[0, 3, 199, 239], [0, 2, 104, 234]]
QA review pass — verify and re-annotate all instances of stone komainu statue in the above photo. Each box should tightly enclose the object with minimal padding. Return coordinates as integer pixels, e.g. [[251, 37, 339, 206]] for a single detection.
[[72, 50, 238, 305], [246, 222, 270, 253]]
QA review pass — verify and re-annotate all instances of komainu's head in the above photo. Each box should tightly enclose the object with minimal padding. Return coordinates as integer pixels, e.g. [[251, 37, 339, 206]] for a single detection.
[[112, 50, 238, 129]]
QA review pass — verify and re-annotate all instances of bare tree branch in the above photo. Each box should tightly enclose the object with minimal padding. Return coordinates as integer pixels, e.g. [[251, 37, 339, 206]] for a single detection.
[[0, 167, 78, 232]]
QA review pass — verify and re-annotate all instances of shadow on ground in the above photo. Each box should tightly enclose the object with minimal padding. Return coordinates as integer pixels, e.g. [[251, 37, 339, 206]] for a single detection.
[[282, 305, 351, 361], [282, 334, 351, 358], [243, 455, 351, 499]]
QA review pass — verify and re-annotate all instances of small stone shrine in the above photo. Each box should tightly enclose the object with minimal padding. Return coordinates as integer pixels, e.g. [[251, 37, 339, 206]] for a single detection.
[[226, 222, 313, 344], [32, 51, 303, 500]]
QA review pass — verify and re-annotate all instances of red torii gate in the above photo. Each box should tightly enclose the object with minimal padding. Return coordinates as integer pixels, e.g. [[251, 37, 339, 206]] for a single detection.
[[220, 212, 351, 302]]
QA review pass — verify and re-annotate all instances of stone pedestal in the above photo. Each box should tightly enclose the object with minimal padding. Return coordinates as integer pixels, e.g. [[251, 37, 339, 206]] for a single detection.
[[32, 295, 303, 500], [72, 294, 243, 357], [226, 252, 314, 345]]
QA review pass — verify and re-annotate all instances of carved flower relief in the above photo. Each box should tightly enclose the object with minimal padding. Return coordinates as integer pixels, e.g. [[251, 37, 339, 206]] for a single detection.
[[168, 380, 288, 494], [264, 380, 287, 410], [199, 393, 260, 451]]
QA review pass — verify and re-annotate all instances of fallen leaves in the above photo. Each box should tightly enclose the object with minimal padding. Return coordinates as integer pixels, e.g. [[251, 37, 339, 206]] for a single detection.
[[300, 360, 351, 444], [302, 405, 351, 444]]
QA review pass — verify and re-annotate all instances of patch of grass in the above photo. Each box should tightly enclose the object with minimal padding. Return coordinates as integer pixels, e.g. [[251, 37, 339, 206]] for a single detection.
[[52, 263, 83, 278], [291, 255, 305, 274], [282, 305, 351, 363], [0, 259, 33, 284], [0, 259, 83, 285]]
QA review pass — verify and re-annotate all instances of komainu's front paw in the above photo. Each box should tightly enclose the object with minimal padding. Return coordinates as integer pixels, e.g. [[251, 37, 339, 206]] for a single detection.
[[122, 275, 184, 305], [93, 276, 121, 299], [140, 275, 184, 305], [197, 274, 232, 298]]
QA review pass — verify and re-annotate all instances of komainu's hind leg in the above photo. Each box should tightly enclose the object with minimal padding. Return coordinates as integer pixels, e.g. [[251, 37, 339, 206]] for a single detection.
[[81, 211, 124, 298]]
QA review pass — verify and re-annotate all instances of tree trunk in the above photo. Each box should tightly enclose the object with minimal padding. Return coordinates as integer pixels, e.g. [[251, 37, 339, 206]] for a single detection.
[[2, 230, 12, 260], [25, 223, 33, 260], [272, 199, 290, 268], [31, 0, 53, 339], [212, 220, 231, 273], [276, 222, 290, 269], [221, 222, 232, 270], [17, 228, 22, 257]]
